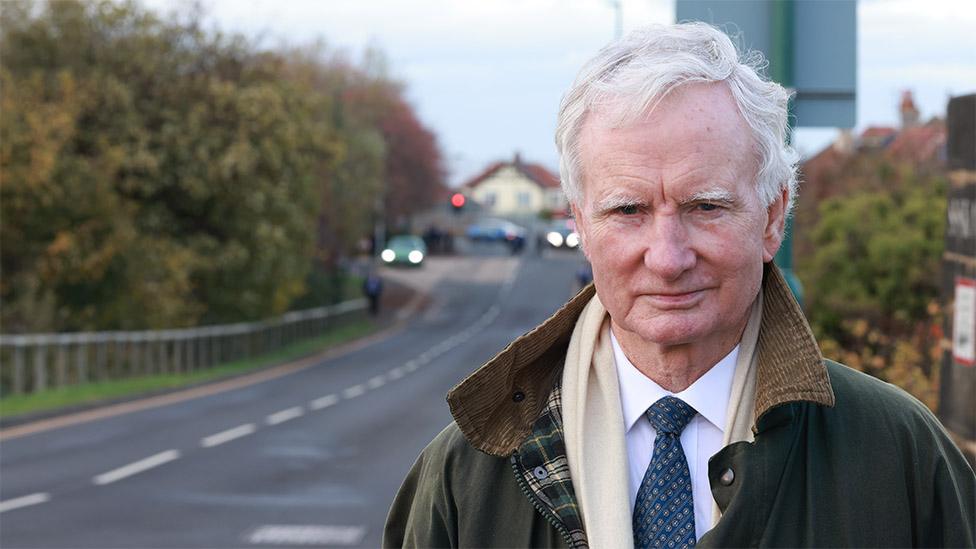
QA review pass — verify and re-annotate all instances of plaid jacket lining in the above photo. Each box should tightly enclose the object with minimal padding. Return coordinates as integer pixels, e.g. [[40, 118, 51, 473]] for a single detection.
[[513, 383, 588, 548]]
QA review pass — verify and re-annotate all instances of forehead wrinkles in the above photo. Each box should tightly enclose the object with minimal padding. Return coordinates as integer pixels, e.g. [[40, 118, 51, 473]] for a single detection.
[[578, 97, 760, 207]]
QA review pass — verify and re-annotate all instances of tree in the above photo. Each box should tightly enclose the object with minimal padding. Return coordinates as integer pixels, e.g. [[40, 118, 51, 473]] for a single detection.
[[380, 96, 447, 232], [797, 157, 947, 408], [1, 0, 448, 331], [0, 1, 332, 330], [336, 50, 447, 235]]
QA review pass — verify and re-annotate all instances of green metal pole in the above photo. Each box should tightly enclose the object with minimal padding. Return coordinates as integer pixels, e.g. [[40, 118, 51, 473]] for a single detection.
[[770, 0, 803, 306]]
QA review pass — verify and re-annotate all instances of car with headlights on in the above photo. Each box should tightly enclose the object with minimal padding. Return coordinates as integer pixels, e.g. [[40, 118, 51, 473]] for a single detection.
[[543, 219, 580, 250], [380, 235, 427, 267]]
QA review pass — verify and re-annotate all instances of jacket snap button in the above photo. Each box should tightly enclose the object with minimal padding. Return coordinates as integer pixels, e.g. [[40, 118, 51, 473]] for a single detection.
[[719, 468, 735, 486], [533, 466, 548, 480], [512, 391, 525, 403]]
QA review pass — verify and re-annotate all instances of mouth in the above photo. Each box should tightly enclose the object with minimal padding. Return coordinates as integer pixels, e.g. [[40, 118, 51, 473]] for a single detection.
[[641, 289, 707, 308]]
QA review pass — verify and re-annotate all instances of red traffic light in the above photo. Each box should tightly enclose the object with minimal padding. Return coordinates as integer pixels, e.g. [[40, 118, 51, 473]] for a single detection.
[[450, 193, 466, 209]]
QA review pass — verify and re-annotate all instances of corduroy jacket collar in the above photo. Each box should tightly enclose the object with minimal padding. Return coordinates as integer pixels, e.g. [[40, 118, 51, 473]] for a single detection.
[[447, 263, 834, 457]]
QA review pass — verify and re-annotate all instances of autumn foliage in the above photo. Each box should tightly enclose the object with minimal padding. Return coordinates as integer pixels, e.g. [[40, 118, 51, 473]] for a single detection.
[[795, 144, 947, 409], [0, 0, 446, 333]]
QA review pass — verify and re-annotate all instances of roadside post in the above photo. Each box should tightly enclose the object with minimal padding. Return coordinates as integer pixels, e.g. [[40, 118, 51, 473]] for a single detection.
[[939, 93, 976, 467]]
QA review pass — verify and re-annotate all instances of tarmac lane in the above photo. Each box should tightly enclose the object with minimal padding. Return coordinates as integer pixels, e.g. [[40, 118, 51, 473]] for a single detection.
[[0, 249, 586, 548]]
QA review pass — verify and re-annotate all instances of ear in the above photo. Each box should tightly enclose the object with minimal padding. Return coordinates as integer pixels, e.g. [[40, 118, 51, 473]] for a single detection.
[[762, 187, 789, 263], [570, 202, 590, 259]]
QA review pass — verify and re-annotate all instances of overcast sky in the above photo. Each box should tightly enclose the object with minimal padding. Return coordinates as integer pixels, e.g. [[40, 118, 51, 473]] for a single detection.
[[152, 0, 976, 185]]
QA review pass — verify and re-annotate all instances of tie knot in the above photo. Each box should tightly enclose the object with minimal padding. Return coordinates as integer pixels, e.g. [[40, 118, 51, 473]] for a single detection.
[[645, 396, 696, 435]]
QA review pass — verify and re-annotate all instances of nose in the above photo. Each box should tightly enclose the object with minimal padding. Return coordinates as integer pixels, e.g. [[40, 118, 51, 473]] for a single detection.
[[642, 214, 696, 281]]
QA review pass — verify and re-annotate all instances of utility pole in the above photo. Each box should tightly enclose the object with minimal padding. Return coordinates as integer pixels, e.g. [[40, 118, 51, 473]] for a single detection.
[[608, 0, 623, 39], [374, 192, 386, 263], [769, 0, 803, 305]]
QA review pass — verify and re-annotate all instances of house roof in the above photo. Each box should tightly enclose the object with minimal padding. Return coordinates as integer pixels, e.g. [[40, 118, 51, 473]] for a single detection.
[[798, 138, 856, 206], [885, 119, 946, 164], [861, 126, 897, 139], [462, 153, 560, 190]]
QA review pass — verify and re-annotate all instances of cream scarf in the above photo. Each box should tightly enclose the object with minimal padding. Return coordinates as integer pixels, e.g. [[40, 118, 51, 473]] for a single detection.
[[561, 293, 763, 548]]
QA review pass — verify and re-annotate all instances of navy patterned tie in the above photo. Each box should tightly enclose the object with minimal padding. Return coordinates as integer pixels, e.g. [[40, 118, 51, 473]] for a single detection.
[[633, 396, 698, 549]]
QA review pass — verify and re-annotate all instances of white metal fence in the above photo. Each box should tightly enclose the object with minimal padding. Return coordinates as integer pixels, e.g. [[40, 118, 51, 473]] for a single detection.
[[0, 299, 367, 396]]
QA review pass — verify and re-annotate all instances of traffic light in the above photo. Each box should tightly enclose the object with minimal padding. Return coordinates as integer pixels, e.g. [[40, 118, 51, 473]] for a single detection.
[[450, 192, 466, 213]]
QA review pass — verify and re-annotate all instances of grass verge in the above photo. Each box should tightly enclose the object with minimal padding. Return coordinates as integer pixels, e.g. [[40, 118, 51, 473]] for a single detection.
[[0, 319, 376, 419]]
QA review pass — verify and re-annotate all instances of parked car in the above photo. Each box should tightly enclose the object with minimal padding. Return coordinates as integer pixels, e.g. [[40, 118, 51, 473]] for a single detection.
[[466, 218, 527, 254], [466, 218, 527, 244], [543, 219, 580, 250], [380, 235, 427, 266]]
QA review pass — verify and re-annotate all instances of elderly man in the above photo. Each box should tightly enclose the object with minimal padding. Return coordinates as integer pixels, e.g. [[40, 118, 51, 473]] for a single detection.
[[384, 23, 975, 548]]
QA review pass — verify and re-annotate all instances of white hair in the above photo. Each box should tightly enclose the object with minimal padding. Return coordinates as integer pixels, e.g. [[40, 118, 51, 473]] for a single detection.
[[555, 22, 799, 211]]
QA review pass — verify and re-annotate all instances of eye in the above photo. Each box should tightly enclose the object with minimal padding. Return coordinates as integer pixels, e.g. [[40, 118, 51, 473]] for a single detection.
[[696, 202, 720, 212], [617, 204, 640, 215]]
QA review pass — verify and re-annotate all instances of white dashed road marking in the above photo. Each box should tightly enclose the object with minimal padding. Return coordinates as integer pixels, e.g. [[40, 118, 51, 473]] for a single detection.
[[93, 450, 181, 485], [0, 493, 50, 514], [266, 407, 304, 426], [7, 262, 519, 510], [309, 394, 339, 410], [201, 423, 256, 448], [367, 375, 386, 389], [247, 524, 366, 546]]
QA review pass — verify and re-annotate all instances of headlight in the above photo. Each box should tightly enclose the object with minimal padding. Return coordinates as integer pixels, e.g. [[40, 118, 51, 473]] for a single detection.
[[381, 249, 396, 262], [408, 250, 424, 264], [547, 231, 564, 247], [566, 233, 580, 248]]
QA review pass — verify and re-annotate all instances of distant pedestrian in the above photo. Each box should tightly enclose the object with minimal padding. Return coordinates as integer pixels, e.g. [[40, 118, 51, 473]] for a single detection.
[[576, 262, 593, 290], [363, 271, 383, 316]]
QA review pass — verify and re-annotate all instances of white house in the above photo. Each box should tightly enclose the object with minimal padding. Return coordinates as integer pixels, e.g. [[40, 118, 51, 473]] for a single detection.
[[461, 153, 566, 216]]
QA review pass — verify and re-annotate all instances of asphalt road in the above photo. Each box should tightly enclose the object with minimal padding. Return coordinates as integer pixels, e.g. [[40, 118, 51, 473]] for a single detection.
[[0, 245, 587, 548]]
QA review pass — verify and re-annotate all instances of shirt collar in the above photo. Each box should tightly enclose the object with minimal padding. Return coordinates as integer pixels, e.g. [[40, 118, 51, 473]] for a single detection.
[[611, 328, 737, 434]]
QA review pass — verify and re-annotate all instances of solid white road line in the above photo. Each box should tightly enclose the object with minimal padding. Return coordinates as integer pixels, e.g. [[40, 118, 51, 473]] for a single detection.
[[404, 360, 419, 372], [388, 367, 405, 380], [93, 450, 181, 485], [309, 394, 339, 410], [201, 423, 256, 448], [0, 492, 50, 514], [367, 375, 386, 389], [342, 384, 366, 399], [266, 407, 304, 426]]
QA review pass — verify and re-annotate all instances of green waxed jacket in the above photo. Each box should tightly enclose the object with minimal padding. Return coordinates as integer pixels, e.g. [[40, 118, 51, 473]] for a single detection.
[[384, 266, 976, 548]]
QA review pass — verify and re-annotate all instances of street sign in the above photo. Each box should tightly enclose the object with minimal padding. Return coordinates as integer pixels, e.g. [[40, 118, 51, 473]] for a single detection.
[[676, 0, 856, 128]]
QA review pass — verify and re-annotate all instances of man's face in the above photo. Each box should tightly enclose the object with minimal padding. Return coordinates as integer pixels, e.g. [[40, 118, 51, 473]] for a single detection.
[[572, 82, 786, 351]]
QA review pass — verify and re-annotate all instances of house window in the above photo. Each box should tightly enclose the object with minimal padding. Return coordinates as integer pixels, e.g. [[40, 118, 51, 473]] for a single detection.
[[517, 192, 531, 208], [484, 193, 496, 207]]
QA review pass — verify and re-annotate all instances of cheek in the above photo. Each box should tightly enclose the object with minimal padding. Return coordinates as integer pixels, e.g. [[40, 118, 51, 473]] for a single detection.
[[588, 231, 645, 293], [588, 226, 643, 263], [714, 249, 764, 305]]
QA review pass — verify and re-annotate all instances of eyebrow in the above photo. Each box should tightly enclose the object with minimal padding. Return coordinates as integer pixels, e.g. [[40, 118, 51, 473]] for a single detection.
[[592, 188, 737, 215], [682, 189, 737, 205], [593, 194, 645, 215]]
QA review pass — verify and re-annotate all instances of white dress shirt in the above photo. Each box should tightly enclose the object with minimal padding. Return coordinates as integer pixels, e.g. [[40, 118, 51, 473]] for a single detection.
[[611, 329, 738, 541]]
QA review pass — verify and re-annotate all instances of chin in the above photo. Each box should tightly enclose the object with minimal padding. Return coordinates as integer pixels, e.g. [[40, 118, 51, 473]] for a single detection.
[[620, 313, 709, 347]]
